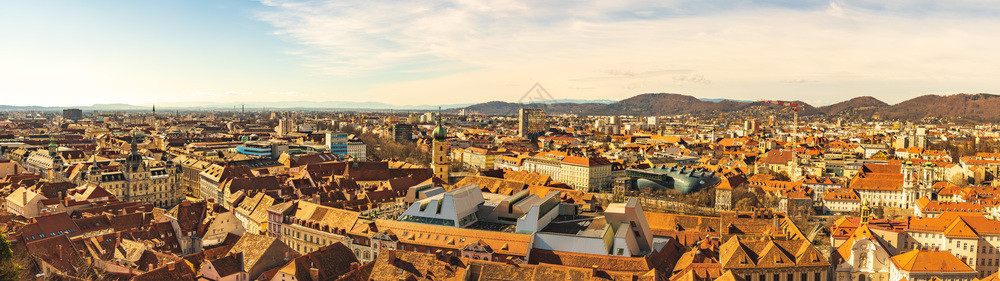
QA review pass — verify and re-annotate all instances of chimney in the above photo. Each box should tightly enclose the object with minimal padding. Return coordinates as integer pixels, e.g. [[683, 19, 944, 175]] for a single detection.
[[591, 265, 599, 278], [350, 262, 360, 271], [168, 262, 176, 271], [309, 267, 319, 281], [56, 245, 63, 259], [22, 189, 27, 207], [387, 250, 396, 264]]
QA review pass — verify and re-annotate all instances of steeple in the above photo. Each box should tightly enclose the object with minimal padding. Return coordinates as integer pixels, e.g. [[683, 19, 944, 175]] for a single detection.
[[130, 135, 138, 155], [124, 134, 144, 174], [430, 107, 450, 182], [860, 199, 872, 224], [47, 136, 57, 154], [432, 107, 447, 141], [435, 107, 442, 125]]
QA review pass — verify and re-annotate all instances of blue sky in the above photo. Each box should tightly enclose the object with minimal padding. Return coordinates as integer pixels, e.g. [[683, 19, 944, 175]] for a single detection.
[[2, 0, 999, 106]]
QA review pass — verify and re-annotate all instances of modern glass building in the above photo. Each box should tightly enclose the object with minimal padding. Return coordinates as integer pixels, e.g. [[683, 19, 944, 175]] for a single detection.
[[325, 132, 349, 157], [236, 141, 273, 157]]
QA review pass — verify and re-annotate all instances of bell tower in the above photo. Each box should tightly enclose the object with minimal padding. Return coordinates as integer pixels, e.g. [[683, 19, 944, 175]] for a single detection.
[[430, 108, 451, 183], [860, 199, 872, 224]]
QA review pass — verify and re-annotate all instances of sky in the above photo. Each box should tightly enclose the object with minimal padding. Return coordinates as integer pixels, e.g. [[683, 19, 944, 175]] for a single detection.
[[2, 0, 999, 107]]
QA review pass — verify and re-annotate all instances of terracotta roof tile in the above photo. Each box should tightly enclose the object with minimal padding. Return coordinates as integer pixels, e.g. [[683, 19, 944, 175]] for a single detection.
[[889, 250, 974, 273]]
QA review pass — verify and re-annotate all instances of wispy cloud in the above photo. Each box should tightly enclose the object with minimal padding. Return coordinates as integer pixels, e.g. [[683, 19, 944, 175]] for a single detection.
[[781, 79, 818, 84], [253, 0, 1000, 104], [191, 91, 254, 97], [673, 74, 710, 85]]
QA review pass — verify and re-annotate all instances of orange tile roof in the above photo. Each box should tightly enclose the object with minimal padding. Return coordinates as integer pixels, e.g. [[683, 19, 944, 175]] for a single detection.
[[849, 177, 902, 191], [919, 201, 985, 214], [889, 250, 975, 273], [528, 249, 652, 273], [645, 212, 720, 234], [823, 188, 860, 201], [350, 219, 532, 257], [718, 237, 828, 269], [943, 218, 978, 239], [560, 156, 612, 166], [861, 163, 901, 174]]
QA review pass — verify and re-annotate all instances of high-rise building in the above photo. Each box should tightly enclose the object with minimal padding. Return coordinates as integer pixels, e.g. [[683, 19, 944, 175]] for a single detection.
[[275, 118, 295, 136], [392, 123, 414, 143], [518, 107, 546, 141], [915, 127, 927, 148], [325, 132, 349, 157], [62, 108, 82, 121]]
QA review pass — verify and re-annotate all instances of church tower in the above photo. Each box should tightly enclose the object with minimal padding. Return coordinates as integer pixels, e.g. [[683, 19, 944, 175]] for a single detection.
[[430, 108, 451, 183], [860, 199, 872, 224], [123, 135, 147, 200]]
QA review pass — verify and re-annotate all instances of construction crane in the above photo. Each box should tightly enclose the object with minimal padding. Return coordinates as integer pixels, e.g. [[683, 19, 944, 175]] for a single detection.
[[759, 100, 799, 134]]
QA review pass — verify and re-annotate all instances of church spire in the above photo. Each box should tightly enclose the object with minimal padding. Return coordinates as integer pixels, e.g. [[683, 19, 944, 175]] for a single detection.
[[130, 134, 138, 155], [435, 106, 442, 125]]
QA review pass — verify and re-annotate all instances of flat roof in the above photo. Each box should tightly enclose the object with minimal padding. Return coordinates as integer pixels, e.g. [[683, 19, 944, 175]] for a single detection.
[[540, 215, 608, 238]]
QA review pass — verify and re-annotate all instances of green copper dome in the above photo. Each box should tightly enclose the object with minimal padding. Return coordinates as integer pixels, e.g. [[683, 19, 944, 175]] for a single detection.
[[432, 125, 447, 141]]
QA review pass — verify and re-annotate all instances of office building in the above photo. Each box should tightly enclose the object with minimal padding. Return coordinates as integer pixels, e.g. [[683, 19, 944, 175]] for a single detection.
[[518, 107, 546, 141], [62, 108, 82, 121], [325, 132, 348, 157], [392, 123, 413, 143]]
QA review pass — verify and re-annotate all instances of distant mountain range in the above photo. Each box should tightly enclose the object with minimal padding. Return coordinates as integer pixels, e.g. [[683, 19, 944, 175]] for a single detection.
[[454, 93, 1000, 122], [0, 103, 149, 111], [4, 93, 1000, 122]]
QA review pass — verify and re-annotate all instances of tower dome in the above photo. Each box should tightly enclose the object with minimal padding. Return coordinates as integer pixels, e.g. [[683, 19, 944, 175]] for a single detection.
[[432, 125, 447, 141], [124, 135, 144, 172], [432, 107, 447, 141]]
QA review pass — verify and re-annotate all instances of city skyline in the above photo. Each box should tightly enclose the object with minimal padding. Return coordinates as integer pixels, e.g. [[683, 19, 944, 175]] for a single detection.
[[2, 0, 1000, 107]]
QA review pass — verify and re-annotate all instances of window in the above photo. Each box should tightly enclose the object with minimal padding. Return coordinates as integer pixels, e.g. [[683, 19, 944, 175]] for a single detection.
[[815, 272, 821, 281]]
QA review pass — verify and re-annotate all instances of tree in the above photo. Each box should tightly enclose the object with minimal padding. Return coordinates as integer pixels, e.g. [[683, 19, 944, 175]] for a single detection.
[[0, 233, 20, 281], [0, 233, 10, 261], [731, 184, 758, 209], [772, 171, 791, 181], [949, 173, 969, 187], [735, 198, 756, 211]]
